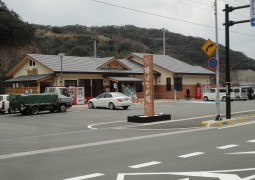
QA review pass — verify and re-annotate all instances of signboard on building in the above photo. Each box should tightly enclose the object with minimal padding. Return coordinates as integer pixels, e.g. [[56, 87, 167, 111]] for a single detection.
[[143, 55, 154, 117], [251, 0, 255, 26]]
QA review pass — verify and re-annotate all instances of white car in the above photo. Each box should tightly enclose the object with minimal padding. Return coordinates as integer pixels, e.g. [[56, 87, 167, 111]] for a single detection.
[[203, 88, 235, 101], [88, 92, 132, 110]]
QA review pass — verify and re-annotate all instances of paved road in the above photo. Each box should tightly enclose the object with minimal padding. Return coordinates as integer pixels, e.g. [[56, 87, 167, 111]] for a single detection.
[[0, 100, 255, 180]]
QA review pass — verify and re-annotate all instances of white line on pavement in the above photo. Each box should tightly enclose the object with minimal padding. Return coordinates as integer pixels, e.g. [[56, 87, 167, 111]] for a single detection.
[[226, 151, 255, 155], [218, 121, 255, 129], [217, 144, 239, 149], [247, 139, 255, 143], [87, 120, 126, 130], [63, 173, 104, 180], [129, 161, 161, 169], [178, 152, 205, 158], [0, 127, 210, 160], [243, 174, 255, 180]]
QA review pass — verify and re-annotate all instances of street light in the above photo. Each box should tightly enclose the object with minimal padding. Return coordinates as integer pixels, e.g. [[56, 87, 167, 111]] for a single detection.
[[58, 53, 65, 86]]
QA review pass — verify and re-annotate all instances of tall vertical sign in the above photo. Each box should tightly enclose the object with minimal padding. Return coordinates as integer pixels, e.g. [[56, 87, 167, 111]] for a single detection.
[[252, 0, 255, 26], [143, 55, 154, 117]]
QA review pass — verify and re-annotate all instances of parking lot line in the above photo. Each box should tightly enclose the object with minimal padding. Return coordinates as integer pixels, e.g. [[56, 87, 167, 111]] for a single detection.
[[129, 161, 161, 169], [178, 152, 205, 158], [63, 173, 104, 180], [217, 144, 239, 149]]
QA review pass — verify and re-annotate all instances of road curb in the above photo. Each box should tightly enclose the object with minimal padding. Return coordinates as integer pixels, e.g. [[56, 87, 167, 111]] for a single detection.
[[202, 114, 255, 127]]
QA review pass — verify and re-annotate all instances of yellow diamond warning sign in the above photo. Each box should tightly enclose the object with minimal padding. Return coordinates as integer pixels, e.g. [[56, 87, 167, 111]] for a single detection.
[[201, 39, 217, 57]]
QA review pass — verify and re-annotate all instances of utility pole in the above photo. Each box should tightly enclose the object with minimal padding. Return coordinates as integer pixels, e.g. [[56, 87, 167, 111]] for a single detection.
[[223, 3, 250, 119], [214, 0, 222, 121], [94, 40, 97, 58], [162, 28, 166, 55]]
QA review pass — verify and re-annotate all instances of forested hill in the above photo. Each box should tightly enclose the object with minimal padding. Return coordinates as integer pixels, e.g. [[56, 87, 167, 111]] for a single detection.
[[35, 24, 255, 71], [1, 0, 255, 93]]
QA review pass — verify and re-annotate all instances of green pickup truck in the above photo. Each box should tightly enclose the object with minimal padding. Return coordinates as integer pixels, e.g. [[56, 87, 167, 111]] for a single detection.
[[9, 87, 72, 115]]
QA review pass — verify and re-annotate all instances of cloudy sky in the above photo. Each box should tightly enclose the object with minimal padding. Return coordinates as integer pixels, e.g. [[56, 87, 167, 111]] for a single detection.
[[4, 0, 255, 60]]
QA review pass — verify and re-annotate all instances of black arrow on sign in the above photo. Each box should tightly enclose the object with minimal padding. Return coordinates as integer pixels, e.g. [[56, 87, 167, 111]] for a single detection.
[[206, 44, 214, 52]]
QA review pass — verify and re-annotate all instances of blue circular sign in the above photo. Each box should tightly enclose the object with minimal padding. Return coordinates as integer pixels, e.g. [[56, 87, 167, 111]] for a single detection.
[[208, 57, 218, 69]]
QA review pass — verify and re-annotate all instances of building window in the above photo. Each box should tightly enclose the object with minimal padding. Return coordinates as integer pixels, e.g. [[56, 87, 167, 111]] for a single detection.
[[30, 60, 35, 66], [65, 80, 77, 87], [174, 76, 182, 91], [136, 82, 143, 92], [166, 78, 171, 91]]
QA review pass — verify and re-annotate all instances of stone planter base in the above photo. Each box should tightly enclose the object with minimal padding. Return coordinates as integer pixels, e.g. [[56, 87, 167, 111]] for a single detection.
[[127, 113, 171, 123]]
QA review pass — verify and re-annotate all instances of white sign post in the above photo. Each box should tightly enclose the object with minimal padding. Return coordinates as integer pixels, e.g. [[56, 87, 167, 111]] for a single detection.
[[251, 0, 255, 26]]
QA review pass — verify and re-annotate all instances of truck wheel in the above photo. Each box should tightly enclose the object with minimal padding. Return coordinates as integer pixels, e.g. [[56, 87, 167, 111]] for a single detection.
[[8, 108, 15, 114], [30, 106, 39, 115], [58, 104, 67, 112]]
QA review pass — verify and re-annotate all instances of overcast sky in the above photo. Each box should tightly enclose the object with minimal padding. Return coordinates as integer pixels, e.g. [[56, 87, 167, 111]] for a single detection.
[[3, 0, 255, 60]]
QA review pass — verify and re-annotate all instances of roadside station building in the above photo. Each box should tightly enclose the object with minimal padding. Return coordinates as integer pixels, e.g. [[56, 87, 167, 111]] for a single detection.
[[5, 53, 215, 99]]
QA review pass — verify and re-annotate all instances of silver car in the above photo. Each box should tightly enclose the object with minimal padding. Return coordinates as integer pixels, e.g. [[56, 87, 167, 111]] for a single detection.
[[88, 92, 132, 110]]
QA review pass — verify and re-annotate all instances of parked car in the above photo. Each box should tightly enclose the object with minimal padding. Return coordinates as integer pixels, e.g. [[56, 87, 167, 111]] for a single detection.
[[88, 92, 132, 110], [202, 87, 235, 101], [231, 86, 249, 101], [0, 94, 17, 114]]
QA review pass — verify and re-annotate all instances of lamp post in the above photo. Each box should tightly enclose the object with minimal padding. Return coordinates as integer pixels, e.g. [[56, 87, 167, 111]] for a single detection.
[[58, 53, 65, 86]]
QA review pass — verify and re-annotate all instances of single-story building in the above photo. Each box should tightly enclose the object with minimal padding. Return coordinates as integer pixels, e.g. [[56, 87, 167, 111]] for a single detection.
[[5, 53, 215, 99]]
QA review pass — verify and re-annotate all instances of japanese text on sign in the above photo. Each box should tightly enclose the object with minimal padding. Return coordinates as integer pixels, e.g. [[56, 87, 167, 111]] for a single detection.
[[143, 55, 154, 117]]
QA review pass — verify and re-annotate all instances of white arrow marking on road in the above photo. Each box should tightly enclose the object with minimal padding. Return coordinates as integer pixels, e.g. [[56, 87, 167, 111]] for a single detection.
[[217, 144, 239, 149], [116, 172, 242, 180], [226, 151, 255, 155], [129, 161, 161, 169], [63, 173, 104, 180], [178, 152, 204, 158]]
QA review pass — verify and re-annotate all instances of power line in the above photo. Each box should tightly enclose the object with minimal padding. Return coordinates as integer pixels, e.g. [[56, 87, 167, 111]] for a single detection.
[[90, 0, 255, 38]]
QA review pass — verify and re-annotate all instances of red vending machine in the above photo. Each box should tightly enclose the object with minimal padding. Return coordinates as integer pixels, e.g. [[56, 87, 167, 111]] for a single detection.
[[195, 83, 202, 99]]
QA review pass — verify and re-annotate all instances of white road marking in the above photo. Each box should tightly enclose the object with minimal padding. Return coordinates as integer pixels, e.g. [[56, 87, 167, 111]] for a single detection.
[[0, 127, 210, 160], [243, 174, 255, 180], [247, 139, 255, 143], [218, 121, 255, 129], [178, 152, 204, 158], [129, 161, 161, 169], [87, 120, 126, 129], [87, 109, 255, 130], [116, 172, 241, 180], [226, 151, 255, 155], [179, 178, 189, 180], [63, 173, 104, 180], [217, 144, 239, 149]]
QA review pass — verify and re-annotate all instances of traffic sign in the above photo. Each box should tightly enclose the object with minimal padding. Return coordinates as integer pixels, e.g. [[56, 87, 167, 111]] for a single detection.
[[201, 39, 217, 57], [208, 57, 218, 70]]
